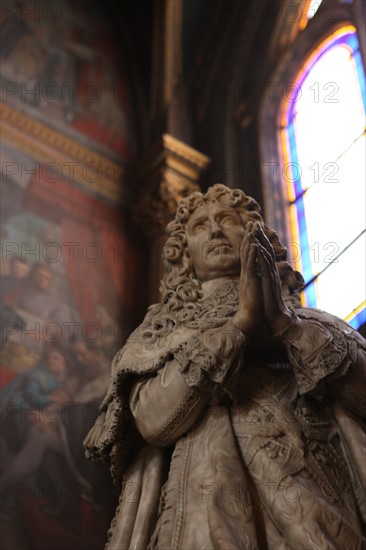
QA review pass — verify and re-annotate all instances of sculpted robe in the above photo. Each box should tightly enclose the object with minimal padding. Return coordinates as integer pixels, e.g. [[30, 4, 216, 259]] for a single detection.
[[84, 279, 366, 549]]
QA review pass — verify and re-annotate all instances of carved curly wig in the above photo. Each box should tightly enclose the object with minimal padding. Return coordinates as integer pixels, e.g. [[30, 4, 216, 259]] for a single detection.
[[143, 184, 304, 338]]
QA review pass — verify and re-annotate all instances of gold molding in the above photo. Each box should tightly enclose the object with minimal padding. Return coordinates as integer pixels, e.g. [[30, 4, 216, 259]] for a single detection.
[[134, 134, 210, 237], [0, 102, 124, 203], [162, 134, 209, 168]]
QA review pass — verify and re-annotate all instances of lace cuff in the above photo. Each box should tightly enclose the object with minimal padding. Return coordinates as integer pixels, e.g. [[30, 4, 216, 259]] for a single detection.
[[281, 316, 355, 394], [174, 320, 247, 390]]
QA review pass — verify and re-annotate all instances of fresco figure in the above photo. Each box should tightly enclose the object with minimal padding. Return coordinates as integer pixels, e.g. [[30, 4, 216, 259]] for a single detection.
[[72, 339, 110, 404], [1, 256, 31, 302], [1, 257, 31, 347], [85, 184, 366, 549], [16, 263, 61, 320], [1, 345, 85, 487], [4, 262, 74, 353]]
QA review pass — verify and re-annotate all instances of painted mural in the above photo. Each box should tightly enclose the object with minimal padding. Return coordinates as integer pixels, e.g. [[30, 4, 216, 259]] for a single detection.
[[0, 2, 141, 548], [0, 0, 136, 159], [1, 163, 141, 549]]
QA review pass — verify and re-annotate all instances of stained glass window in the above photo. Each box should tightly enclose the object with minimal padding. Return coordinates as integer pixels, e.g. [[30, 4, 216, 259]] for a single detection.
[[279, 25, 366, 329]]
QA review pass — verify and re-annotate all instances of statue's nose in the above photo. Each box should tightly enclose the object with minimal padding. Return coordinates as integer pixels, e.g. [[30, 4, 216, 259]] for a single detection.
[[209, 221, 224, 238]]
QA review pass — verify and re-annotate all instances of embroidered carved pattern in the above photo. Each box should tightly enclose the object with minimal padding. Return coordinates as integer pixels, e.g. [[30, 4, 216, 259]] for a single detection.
[[288, 312, 365, 394], [292, 398, 335, 440], [151, 389, 204, 446], [175, 336, 228, 385], [304, 437, 352, 504], [234, 378, 305, 478], [288, 327, 349, 393], [171, 438, 192, 549], [186, 280, 239, 329]]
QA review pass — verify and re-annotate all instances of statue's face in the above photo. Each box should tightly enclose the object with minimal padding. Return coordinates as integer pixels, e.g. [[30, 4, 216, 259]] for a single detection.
[[186, 202, 245, 282]]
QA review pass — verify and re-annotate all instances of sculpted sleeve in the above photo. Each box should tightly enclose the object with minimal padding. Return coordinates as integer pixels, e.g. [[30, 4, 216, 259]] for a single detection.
[[279, 307, 366, 418], [129, 319, 247, 446], [173, 318, 247, 389], [84, 313, 247, 475]]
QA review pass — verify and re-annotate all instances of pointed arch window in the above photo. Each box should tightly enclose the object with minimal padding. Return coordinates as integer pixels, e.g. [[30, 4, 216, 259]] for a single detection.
[[263, 23, 365, 330]]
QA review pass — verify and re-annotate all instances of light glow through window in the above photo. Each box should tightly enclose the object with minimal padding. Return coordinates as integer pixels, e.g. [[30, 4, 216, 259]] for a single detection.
[[279, 26, 366, 329]]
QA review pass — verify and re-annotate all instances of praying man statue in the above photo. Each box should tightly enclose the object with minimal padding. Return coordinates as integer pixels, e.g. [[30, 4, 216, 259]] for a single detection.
[[85, 184, 366, 549]]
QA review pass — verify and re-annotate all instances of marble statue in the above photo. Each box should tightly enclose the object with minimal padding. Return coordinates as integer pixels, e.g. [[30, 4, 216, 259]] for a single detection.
[[85, 184, 366, 549]]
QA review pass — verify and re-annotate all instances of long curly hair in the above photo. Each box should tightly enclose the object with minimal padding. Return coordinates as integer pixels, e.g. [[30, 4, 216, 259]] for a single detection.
[[142, 184, 304, 339]]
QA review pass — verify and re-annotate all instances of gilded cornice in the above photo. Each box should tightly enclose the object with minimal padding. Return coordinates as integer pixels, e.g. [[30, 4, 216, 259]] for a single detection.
[[0, 102, 124, 203], [134, 134, 210, 237]]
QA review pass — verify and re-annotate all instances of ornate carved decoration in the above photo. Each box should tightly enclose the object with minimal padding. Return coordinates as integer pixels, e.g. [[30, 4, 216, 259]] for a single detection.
[[133, 134, 210, 238]]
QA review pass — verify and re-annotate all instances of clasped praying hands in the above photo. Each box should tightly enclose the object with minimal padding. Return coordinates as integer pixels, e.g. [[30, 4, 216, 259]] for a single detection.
[[232, 221, 295, 337]]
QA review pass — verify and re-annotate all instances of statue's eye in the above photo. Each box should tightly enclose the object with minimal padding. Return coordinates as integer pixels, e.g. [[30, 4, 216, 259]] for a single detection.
[[192, 222, 206, 234], [221, 215, 236, 226]]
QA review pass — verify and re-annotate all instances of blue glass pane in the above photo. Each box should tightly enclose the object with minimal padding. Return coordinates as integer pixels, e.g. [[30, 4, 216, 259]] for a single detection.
[[349, 308, 366, 330]]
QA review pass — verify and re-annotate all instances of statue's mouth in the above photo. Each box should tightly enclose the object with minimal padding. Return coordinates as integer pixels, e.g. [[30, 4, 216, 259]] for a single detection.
[[206, 240, 233, 254]]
